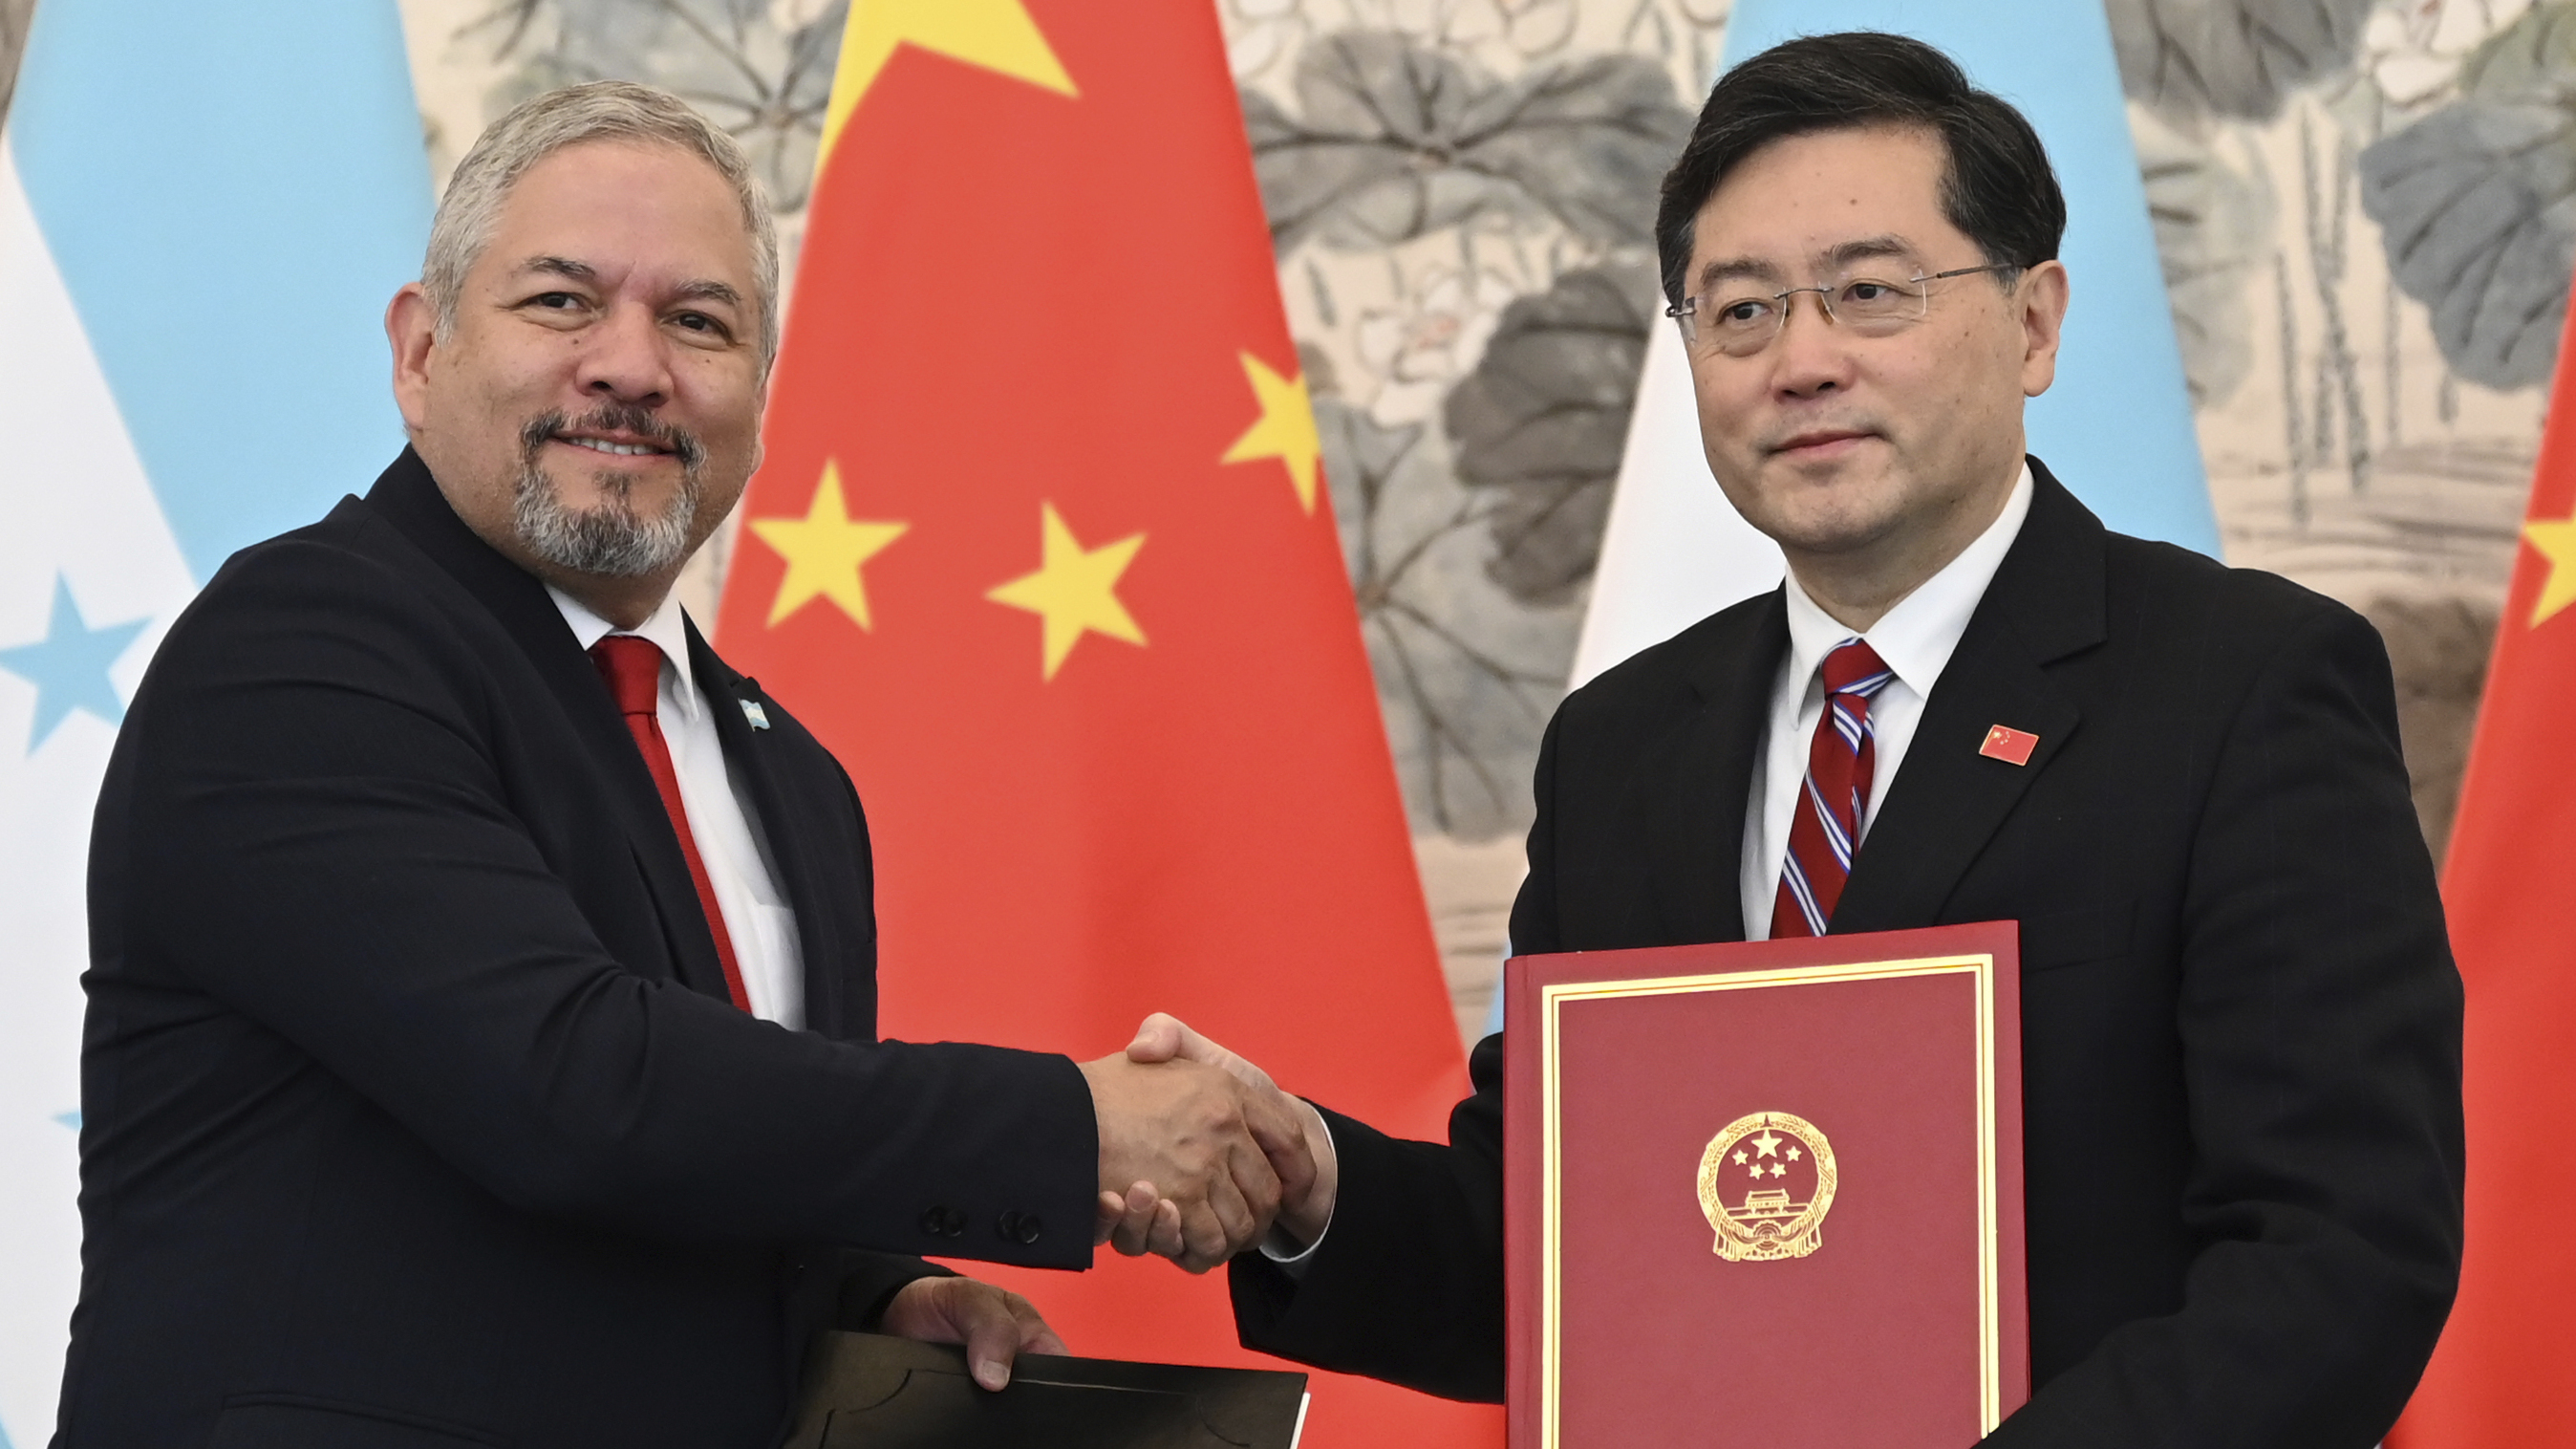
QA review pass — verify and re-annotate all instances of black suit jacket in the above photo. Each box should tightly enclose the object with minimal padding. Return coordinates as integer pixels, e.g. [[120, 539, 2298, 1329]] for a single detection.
[[1232, 461, 2464, 1447], [60, 450, 1098, 1449]]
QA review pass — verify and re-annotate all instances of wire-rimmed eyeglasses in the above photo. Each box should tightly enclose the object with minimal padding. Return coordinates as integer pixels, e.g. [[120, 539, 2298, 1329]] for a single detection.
[[1664, 263, 2022, 358]]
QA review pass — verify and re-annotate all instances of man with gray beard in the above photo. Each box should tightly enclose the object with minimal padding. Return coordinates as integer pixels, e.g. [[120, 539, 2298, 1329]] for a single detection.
[[60, 81, 1308, 1448]]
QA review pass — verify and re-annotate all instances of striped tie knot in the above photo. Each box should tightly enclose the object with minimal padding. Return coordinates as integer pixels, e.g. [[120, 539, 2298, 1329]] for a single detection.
[[1821, 638, 1893, 699], [1819, 639, 1892, 755]]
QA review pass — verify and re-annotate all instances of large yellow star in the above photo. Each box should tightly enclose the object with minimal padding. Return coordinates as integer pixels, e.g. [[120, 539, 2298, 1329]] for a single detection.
[[985, 502, 1146, 681], [2524, 511, 2576, 627], [818, 0, 1078, 169], [747, 461, 908, 630], [1220, 352, 1323, 514]]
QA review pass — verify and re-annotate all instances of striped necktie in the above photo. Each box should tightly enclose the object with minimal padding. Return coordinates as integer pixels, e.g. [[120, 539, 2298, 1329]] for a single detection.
[[1772, 638, 1895, 940]]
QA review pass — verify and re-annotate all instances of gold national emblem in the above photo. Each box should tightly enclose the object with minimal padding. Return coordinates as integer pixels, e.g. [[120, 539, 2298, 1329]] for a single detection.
[[1696, 1111, 1837, 1262]]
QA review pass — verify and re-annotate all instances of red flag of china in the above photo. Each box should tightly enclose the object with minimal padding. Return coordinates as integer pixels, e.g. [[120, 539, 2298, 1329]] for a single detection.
[[2390, 288, 2576, 1447], [714, 3, 1494, 1443]]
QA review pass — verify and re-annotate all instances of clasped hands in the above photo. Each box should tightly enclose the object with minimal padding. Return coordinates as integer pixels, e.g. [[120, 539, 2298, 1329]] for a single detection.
[[879, 1016, 1331, 1394], [1081, 1013, 1337, 1274]]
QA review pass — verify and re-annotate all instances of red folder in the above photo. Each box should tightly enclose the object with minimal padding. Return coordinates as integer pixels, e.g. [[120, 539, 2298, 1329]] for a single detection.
[[1504, 923, 2028, 1447]]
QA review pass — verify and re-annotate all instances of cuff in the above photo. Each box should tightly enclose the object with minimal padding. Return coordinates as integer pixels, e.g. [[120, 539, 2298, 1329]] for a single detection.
[[1256, 1109, 1337, 1278]]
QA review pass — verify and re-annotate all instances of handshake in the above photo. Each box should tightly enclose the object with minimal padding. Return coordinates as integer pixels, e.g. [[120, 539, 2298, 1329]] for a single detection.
[[1079, 1013, 1337, 1273]]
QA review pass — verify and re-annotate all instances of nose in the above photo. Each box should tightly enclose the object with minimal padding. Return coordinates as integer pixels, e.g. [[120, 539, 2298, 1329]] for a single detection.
[[1769, 289, 1852, 399], [572, 299, 675, 408]]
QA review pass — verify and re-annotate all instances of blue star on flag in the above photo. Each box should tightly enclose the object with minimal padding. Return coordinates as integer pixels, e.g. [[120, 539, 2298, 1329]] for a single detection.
[[0, 575, 148, 752]]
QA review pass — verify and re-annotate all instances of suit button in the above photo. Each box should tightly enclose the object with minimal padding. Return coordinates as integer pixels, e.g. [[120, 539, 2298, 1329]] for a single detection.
[[922, 1204, 968, 1239], [1012, 1212, 1042, 1245]]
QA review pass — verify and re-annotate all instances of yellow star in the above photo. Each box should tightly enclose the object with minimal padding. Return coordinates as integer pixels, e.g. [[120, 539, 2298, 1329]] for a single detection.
[[747, 461, 908, 630], [985, 502, 1146, 680], [2524, 511, 2576, 627], [1786, 1145, 1802, 1161], [1751, 1130, 1782, 1158], [819, 0, 1077, 169], [1220, 352, 1323, 513]]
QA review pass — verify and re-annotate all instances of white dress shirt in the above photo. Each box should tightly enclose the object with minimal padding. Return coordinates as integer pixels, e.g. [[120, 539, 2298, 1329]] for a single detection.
[[1739, 464, 2033, 939], [548, 586, 806, 1028]]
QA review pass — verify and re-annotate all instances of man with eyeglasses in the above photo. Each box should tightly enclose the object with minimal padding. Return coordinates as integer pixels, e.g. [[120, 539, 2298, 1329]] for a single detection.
[[1105, 30, 2464, 1448]]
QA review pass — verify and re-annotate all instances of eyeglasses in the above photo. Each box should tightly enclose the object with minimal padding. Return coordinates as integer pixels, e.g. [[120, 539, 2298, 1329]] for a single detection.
[[1664, 263, 2022, 358]]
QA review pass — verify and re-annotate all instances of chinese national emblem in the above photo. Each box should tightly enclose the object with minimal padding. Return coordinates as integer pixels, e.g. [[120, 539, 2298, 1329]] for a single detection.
[[1696, 1111, 1838, 1262]]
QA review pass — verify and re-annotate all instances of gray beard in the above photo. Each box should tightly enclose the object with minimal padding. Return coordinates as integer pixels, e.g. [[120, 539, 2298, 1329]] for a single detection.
[[511, 413, 704, 578]]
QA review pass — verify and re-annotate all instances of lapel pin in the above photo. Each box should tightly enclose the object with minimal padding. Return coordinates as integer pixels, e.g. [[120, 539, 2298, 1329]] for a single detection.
[[1979, 724, 2038, 766], [739, 699, 771, 731]]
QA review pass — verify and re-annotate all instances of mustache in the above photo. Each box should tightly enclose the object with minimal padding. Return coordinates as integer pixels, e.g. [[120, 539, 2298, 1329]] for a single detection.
[[518, 404, 706, 472]]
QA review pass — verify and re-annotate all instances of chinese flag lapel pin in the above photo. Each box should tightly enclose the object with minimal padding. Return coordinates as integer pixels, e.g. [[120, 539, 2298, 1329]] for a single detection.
[[1979, 724, 2039, 766]]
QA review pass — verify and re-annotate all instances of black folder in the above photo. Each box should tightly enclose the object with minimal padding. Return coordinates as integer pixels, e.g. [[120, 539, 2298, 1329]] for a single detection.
[[785, 1331, 1310, 1449]]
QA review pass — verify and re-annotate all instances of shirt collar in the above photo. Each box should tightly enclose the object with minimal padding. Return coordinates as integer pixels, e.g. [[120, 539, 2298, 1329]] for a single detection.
[[546, 585, 701, 722], [1780, 461, 2034, 700]]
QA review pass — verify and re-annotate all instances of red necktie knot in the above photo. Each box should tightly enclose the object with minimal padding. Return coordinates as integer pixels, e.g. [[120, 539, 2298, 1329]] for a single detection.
[[1820, 638, 1891, 699], [590, 635, 663, 717]]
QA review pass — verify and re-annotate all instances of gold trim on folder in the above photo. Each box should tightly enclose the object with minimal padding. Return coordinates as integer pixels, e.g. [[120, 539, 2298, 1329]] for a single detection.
[[1536, 952, 2003, 1448]]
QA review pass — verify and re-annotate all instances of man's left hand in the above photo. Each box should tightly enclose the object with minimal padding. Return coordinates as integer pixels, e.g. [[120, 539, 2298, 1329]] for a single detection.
[[879, 1275, 1066, 1391]]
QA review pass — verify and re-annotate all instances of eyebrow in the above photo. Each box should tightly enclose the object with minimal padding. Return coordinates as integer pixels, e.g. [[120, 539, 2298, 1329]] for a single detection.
[[1822, 235, 1921, 271], [516, 255, 597, 284], [670, 278, 744, 311], [1692, 234, 1926, 294]]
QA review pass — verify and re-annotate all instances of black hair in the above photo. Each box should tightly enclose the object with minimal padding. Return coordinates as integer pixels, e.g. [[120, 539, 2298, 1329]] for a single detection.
[[1654, 32, 2066, 305]]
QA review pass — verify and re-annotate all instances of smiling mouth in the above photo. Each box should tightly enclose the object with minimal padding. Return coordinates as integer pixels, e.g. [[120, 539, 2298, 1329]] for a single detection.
[[557, 436, 671, 459], [522, 404, 705, 474]]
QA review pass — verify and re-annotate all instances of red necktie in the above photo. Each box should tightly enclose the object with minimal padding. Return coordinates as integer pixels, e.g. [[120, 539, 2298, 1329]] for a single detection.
[[590, 636, 753, 1011], [1771, 639, 1895, 940]]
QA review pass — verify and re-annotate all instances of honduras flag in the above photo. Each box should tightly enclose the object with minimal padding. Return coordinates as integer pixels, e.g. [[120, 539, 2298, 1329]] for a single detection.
[[0, 3, 428, 1438], [1569, 0, 2220, 685]]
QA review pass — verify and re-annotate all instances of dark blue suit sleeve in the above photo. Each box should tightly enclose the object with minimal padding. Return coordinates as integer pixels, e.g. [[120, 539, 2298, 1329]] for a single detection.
[[116, 539, 1099, 1263]]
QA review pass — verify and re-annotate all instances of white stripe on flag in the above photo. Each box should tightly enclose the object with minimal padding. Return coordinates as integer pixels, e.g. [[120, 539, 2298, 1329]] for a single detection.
[[0, 136, 197, 1439]]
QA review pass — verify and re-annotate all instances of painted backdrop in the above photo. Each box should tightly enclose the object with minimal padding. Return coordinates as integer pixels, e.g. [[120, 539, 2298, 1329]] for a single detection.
[[0, 0, 2555, 1049]]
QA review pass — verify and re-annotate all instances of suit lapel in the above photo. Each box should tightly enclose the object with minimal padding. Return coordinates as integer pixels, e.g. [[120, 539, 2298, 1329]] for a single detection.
[[686, 622, 853, 1038], [1832, 460, 2109, 934], [1643, 591, 1788, 945], [362, 449, 737, 1004]]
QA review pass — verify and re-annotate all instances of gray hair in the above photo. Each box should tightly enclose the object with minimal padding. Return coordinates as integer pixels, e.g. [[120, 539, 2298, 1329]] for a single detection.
[[423, 80, 781, 370]]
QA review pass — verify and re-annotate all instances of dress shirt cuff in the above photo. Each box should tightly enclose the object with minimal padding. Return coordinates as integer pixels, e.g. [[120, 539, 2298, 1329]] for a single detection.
[[1256, 1107, 1336, 1278]]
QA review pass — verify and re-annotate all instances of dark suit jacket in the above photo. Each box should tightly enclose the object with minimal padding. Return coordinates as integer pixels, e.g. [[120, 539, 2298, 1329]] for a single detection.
[[61, 449, 1099, 1449], [1232, 461, 2464, 1447]]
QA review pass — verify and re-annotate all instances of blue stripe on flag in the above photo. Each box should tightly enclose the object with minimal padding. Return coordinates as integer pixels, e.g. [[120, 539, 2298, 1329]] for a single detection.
[[9, 0, 432, 583], [1716, 0, 2221, 555]]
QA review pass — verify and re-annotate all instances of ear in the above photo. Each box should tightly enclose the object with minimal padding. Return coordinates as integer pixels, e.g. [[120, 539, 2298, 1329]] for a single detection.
[[2016, 260, 2070, 399], [386, 282, 439, 435]]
